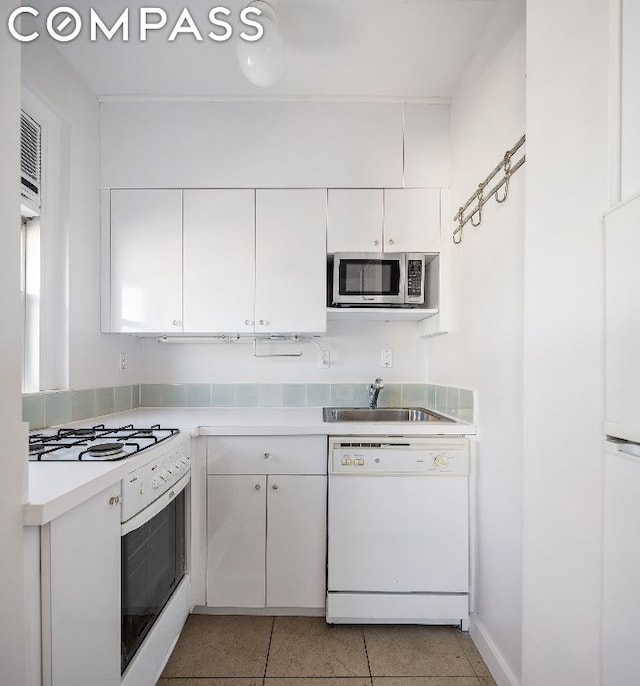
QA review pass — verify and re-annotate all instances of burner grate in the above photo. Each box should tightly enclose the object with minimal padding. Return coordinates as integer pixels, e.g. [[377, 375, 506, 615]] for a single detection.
[[28, 424, 180, 462]]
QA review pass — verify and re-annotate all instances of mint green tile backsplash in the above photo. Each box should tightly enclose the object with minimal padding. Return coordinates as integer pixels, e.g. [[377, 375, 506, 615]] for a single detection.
[[23, 382, 474, 430], [22, 384, 140, 430]]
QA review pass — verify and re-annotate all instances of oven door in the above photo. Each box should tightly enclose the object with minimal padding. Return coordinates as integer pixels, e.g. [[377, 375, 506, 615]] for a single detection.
[[120, 472, 189, 674], [332, 253, 405, 305]]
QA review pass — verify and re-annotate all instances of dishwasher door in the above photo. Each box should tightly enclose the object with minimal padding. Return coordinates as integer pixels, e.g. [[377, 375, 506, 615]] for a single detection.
[[328, 471, 469, 594]]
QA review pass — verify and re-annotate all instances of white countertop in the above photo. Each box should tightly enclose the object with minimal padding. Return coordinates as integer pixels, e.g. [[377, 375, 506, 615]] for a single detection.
[[25, 407, 475, 525]]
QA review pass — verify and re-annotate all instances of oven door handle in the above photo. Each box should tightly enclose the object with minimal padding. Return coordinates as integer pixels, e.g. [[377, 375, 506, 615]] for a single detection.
[[121, 471, 190, 536]]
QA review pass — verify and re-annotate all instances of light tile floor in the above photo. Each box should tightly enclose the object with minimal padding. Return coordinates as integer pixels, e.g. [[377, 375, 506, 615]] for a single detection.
[[158, 616, 496, 686]]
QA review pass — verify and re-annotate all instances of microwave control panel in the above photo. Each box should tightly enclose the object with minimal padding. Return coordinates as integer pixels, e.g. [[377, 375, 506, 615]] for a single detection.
[[407, 259, 424, 299]]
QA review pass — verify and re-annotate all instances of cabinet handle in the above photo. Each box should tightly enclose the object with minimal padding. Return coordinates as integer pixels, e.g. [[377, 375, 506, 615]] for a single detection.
[[374, 239, 380, 246], [258, 319, 268, 326], [244, 319, 253, 326], [264, 452, 271, 459], [272, 483, 279, 491], [108, 495, 120, 507], [388, 238, 395, 246], [172, 320, 182, 327], [254, 484, 261, 491]]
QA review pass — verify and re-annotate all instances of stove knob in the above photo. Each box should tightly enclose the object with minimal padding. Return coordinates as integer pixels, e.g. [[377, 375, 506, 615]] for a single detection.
[[181, 457, 189, 465], [152, 477, 161, 490], [434, 454, 449, 469], [160, 470, 169, 481], [174, 461, 182, 471]]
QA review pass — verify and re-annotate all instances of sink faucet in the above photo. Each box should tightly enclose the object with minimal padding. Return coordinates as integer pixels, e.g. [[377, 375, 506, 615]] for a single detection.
[[369, 377, 385, 409]]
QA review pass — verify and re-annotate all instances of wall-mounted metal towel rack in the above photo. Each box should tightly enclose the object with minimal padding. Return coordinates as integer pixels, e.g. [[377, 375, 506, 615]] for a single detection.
[[156, 333, 324, 361], [452, 134, 526, 245]]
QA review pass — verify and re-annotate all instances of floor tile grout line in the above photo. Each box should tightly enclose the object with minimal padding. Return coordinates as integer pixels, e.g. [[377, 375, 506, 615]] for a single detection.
[[263, 615, 276, 685], [361, 626, 374, 684]]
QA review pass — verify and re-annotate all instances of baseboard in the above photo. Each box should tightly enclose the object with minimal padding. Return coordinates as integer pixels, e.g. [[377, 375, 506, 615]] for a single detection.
[[469, 614, 521, 686], [192, 606, 325, 617]]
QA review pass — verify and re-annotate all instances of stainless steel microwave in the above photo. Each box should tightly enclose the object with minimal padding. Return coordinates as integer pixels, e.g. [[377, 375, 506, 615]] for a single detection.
[[330, 253, 426, 307]]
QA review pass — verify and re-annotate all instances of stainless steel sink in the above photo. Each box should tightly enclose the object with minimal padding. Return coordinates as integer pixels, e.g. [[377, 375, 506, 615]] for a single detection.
[[322, 407, 454, 423]]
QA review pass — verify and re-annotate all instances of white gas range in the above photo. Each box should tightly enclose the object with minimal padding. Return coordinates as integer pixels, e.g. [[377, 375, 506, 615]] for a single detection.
[[29, 423, 192, 685]]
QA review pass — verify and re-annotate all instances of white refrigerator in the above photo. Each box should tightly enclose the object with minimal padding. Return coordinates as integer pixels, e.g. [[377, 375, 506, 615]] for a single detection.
[[603, 192, 640, 685]]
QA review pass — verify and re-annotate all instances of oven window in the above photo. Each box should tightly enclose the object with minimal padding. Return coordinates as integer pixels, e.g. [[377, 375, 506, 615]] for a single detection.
[[338, 259, 400, 296], [121, 488, 186, 673]]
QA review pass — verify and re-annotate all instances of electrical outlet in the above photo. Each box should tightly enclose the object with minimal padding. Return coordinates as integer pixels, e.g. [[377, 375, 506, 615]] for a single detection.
[[318, 349, 330, 369], [381, 348, 393, 368], [119, 352, 128, 372]]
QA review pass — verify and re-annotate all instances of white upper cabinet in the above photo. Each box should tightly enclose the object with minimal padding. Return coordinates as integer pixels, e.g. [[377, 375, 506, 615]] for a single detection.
[[255, 190, 327, 335], [101, 102, 404, 189], [110, 189, 183, 333], [183, 190, 255, 333], [327, 188, 441, 254], [327, 189, 383, 253], [403, 104, 451, 188], [383, 189, 441, 253], [106, 189, 327, 335]]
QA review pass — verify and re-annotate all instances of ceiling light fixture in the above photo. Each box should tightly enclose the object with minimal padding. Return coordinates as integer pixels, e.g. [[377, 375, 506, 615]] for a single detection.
[[237, 0, 284, 87]]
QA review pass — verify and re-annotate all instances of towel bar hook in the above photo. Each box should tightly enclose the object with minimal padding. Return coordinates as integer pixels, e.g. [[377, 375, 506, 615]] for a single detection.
[[452, 207, 464, 244], [470, 183, 484, 227], [495, 152, 512, 203]]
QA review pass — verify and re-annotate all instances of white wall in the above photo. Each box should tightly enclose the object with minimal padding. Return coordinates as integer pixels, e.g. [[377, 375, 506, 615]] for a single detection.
[[522, 1, 609, 685], [424, 3, 525, 684], [139, 320, 429, 383], [0, 3, 27, 680], [21, 40, 138, 390]]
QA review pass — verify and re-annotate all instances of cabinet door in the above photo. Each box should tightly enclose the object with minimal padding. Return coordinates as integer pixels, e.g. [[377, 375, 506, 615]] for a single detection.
[[403, 104, 450, 188], [266, 475, 327, 608], [383, 189, 441, 253], [603, 450, 640, 685], [110, 189, 183, 333], [206, 475, 266, 608], [327, 189, 383, 253], [605, 195, 640, 439], [44, 486, 121, 686], [255, 190, 327, 334], [183, 189, 255, 333]]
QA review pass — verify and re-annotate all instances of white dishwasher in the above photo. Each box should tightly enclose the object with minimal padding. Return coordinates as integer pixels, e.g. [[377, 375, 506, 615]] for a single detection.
[[326, 435, 470, 627]]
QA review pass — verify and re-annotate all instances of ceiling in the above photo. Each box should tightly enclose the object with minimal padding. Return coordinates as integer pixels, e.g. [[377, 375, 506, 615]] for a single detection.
[[28, 0, 501, 99]]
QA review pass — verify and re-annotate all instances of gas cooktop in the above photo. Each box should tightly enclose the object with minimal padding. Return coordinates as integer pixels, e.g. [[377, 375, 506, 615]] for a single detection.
[[28, 424, 180, 462]]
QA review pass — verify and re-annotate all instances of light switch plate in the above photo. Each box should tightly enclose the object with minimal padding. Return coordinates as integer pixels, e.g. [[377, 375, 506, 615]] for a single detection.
[[318, 350, 331, 369]]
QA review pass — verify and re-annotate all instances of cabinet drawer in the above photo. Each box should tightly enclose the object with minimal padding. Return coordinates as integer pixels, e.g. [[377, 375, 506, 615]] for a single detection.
[[207, 435, 327, 475]]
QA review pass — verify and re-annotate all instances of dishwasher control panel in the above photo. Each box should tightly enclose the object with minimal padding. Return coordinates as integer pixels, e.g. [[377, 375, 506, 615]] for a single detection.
[[329, 437, 469, 475]]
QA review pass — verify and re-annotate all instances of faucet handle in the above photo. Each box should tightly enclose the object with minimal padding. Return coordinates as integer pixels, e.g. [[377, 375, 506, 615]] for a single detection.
[[373, 377, 384, 388]]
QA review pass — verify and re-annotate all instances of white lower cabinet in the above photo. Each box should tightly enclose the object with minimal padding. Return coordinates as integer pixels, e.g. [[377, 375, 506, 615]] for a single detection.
[[41, 485, 121, 686], [207, 474, 267, 608], [206, 436, 327, 610], [265, 474, 327, 608]]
